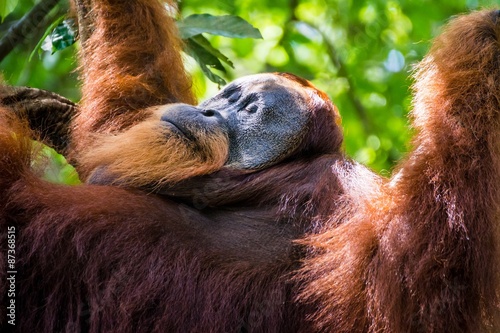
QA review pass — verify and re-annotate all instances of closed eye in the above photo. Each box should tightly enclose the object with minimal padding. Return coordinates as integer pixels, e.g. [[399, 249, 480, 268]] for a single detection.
[[246, 105, 258, 113], [239, 93, 259, 111]]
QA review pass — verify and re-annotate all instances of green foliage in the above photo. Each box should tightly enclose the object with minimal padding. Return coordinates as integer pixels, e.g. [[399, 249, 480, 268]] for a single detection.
[[42, 18, 76, 54], [184, 35, 234, 86], [0, 0, 19, 22], [181, 0, 498, 173], [0, 0, 79, 100], [26, 12, 261, 86], [36, 145, 81, 185], [178, 14, 262, 39], [29, 16, 77, 61], [1, 0, 500, 185], [178, 14, 262, 85]]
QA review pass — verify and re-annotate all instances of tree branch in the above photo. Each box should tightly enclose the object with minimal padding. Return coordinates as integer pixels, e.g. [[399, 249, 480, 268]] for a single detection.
[[0, 0, 61, 62]]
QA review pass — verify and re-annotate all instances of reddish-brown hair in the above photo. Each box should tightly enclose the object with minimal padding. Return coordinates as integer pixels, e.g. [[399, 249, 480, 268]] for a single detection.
[[1, 3, 500, 333], [297, 10, 500, 332], [72, 0, 196, 173]]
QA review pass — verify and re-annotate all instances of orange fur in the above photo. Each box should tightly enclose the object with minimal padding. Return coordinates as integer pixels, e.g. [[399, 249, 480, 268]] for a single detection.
[[72, 0, 196, 170], [0, 111, 34, 189], [82, 108, 229, 188], [2, 2, 500, 332], [298, 10, 500, 332]]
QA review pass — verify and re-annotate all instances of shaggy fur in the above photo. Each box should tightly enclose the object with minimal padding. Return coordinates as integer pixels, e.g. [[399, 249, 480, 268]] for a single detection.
[[1, 0, 351, 332], [72, 0, 196, 175], [1, 1, 500, 333], [0, 111, 352, 332], [82, 107, 229, 188], [297, 10, 500, 333]]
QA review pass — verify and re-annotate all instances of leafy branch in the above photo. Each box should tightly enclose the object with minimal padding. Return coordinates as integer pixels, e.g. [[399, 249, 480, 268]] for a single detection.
[[0, 0, 61, 62], [0, 6, 262, 86], [178, 14, 262, 85]]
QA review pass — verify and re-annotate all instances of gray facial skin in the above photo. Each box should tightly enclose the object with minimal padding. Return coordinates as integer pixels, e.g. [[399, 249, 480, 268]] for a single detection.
[[87, 74, 319, 186], [199, 73, 311, 170]]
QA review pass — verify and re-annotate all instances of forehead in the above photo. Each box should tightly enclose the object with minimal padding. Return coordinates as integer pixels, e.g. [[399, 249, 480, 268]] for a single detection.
[[223, 73, 311, 96]]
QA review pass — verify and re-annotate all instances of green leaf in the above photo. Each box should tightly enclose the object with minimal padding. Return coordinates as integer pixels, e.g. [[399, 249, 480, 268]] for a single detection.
[[190, 34, 234, 68], [185, 37, 228, 86], [32, 17, 76, 60], [33, 143, 81, 185], [49, 18, 77, 53], [29, 15, 65, 61], [197, 63, 227, 87], [177, 14, 262, 39], [0, 0, 18, 22]]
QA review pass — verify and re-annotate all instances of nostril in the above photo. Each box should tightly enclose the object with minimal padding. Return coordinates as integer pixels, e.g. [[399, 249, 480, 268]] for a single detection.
[[202, 109, 216, 117]]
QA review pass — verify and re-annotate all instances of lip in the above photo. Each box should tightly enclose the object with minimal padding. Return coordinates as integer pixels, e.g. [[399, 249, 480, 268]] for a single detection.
[[162, 119, 194, 141]]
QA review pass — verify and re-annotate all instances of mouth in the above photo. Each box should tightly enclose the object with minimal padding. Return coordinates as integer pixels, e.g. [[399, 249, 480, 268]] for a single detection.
[[162, 119, 195, 141]]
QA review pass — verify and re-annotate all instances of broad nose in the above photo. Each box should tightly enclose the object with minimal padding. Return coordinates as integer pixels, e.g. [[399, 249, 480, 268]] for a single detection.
[[159, 104, 223, 123]]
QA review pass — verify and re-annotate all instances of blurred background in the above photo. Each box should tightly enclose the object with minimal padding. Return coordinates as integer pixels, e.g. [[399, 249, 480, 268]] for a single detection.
[[1, 0, 499, 181]]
